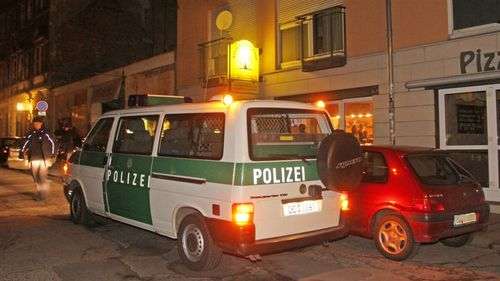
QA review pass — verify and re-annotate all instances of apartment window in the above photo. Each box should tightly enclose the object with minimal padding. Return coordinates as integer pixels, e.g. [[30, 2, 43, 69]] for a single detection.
[[279, 6, 346, 71], [26, 0, 33, 21], [279, 22, 309, 68], [199, 38, 231, 87], [33, 44, 46, 75], [19, 2, 26, 27], [450, 0, 500, 36]]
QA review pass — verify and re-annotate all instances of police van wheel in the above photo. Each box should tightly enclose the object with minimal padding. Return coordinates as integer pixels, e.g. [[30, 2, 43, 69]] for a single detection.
[[70, 188, 93, 226], [177, 214, 222, 271]]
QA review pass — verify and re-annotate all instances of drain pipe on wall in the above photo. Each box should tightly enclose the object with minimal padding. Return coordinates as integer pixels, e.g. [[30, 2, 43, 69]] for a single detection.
[[386, 0, 396, 145]]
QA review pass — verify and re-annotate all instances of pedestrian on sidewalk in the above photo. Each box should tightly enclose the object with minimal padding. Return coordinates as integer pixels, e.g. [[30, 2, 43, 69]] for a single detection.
[[21, 116, 55, 201]]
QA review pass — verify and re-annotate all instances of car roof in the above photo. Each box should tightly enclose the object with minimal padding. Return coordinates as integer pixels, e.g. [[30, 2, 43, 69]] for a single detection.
[[362, 145, 447, 155], [101, 99, 322, 116]]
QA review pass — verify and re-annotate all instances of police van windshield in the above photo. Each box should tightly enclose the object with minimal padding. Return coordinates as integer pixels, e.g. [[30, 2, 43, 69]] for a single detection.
[[248, 108, 332, 161]]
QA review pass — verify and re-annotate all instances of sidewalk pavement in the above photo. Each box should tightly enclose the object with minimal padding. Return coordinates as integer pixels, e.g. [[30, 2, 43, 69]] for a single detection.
[[470, 212, 500, 249]]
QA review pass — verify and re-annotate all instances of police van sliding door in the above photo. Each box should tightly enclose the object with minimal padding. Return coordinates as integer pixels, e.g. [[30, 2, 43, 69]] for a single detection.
[[78, 118, 114, 214], [106, 115, 159, 225]]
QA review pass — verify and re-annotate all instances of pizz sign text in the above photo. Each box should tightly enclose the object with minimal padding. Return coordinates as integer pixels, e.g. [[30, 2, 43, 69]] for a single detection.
[[460, 49, 500, 74]]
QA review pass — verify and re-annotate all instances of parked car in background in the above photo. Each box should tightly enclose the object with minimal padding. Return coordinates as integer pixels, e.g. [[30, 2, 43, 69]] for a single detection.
[[347, 146, 490, 261], [0, 137, 24, 165], [6, 138, 30, 170]]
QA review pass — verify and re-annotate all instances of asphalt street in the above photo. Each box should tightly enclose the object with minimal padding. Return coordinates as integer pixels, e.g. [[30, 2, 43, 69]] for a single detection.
[[0, 167, 499, 281]]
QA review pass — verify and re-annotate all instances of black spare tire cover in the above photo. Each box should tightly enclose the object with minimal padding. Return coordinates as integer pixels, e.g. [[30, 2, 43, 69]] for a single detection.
[[317, 131, 363, 191]]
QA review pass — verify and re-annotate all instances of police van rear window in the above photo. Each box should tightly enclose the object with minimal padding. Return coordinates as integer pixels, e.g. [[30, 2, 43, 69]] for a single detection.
[[247, 108, 332, 161]]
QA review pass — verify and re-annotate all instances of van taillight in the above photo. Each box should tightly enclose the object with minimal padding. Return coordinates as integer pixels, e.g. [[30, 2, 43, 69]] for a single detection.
[[413, 194, 445, 212], [340, 193, 349, 211], [232, 203, 254, 226]]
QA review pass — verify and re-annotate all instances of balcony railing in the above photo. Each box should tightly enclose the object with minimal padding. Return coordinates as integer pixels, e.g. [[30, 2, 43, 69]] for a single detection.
[[297, 6, 346, 72], [199, 37, 232, 87]]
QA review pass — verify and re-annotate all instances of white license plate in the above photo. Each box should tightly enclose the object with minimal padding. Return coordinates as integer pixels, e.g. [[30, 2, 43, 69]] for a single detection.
[[283, 200, 322, 216], [453, 212, 477, 226]]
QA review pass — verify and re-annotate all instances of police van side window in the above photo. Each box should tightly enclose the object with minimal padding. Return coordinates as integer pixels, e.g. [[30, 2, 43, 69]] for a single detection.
[[83, 118, 114, 152], [158, 113, 224, 160], [113, 115, 159, 155], [361, 151, 388, 183]]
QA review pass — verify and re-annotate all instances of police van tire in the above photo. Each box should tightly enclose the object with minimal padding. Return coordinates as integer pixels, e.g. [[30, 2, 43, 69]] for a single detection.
[[317, 131, 363, 191], [177, 214, 222, 271], [70, 188, 93, 226]]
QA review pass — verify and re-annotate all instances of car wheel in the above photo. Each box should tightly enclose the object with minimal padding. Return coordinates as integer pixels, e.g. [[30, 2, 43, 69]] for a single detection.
[[177, 214, 222, 271], [373, 214, 416, 261], [70, 188, 94, 226], [440, 233, 472, 247]]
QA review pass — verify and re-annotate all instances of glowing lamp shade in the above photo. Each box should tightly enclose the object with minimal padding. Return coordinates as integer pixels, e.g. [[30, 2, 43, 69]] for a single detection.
[[230, 40, 259, 81]]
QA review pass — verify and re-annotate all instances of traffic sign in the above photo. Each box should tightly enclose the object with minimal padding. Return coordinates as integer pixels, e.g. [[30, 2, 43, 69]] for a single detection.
[[36, 101, 48, 112]]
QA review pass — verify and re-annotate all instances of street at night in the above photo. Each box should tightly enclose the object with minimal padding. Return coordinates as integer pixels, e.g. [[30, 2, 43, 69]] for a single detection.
[[1, 168, 499, 281]]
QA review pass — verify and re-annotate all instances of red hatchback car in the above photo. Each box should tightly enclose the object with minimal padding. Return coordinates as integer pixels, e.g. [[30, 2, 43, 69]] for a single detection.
[[347, 146, 490, 261]]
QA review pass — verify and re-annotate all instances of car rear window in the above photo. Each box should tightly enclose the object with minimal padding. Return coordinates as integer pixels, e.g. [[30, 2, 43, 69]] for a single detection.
[[406, 154, 468, 186], [247, 108, 332, 161]]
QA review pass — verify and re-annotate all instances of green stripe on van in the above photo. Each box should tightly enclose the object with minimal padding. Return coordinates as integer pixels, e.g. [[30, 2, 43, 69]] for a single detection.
[[152, 157, 235, 185]]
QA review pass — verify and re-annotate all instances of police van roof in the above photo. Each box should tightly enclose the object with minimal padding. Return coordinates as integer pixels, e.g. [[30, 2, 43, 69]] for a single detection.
[[101, 99, 322, 116]]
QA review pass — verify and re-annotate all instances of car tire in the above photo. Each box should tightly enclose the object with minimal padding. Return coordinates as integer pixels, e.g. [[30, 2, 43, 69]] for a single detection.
[[177, 214, 222, 271], [440, 233, 472, 247], [373, 213, 417, 261], [70, 188, 94, 226]]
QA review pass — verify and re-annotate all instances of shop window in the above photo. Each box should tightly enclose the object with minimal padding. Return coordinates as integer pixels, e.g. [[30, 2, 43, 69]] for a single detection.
[[325, 103, 340, 129], [325, 99, 374, 145], [444, 91, 487, 146], [83, 118, 114, 152], [451, 0, 499, 31], [113, 116, 159, 155], [158, 113, 224, 160], [344, 101, 374, 145]]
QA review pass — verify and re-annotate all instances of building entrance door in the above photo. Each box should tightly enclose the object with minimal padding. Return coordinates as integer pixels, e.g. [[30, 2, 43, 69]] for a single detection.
[[439, 84, 500, 202]]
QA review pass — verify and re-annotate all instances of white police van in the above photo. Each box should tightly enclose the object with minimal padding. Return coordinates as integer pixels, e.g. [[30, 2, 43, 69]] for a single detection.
[[64, 96, 362, 270]]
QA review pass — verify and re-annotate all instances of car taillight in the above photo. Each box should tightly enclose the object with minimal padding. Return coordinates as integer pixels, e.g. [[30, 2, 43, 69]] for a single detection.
[[340, 193, 349, 211], [413, 193, 445, 212], [232, 203, 254, 226]]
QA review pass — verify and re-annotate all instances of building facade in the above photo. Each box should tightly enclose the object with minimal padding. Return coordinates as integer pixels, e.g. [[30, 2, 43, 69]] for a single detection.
[[177, 0, 500, 204], [0, 0, 50, 137], [0, 0, 177, 137], [48, 0, 177, 136]]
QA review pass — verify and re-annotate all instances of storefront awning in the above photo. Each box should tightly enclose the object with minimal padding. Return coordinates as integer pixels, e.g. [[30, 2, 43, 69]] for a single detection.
[[406, 71, 500, 90]]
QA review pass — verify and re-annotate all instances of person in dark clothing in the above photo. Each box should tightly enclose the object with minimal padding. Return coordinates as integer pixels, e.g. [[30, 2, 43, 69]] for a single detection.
[[21, 116, 55, 201], [55, 119, 81, 160]]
